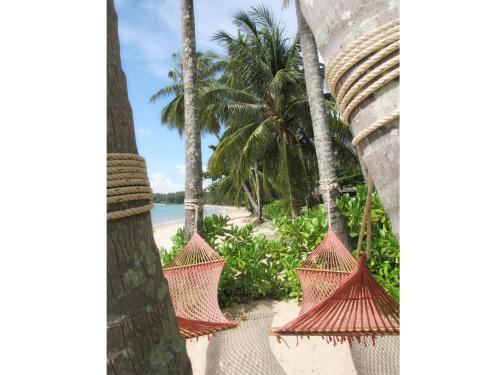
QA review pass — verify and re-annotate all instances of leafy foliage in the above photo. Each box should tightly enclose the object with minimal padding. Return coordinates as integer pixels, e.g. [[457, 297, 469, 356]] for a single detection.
[[262, 199, 290, 220], [150, 51, 226, 137], [206, 6, 357, 217], [153, 191, 184, 204], [337, 185, 400, 301], [159, 188, 399, 308]]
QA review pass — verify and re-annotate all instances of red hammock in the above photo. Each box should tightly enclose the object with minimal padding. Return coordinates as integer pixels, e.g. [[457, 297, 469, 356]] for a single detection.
[[296, 228, 357, 314], [163, 232, 237, 339], [273, 252, 399, 345], [273, 179, 399, 346]]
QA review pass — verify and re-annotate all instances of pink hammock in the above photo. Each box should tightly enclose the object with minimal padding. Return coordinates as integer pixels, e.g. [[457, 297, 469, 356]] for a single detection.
[[163, 232, 237, 339], [296, 228, 357, 314], [273, 253, 399, 346]]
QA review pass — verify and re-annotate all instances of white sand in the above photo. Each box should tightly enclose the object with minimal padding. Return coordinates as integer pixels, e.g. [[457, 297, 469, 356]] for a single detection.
[[185, 300, 357, 375], [155, 208, 359, 374], [153, 205, 253, 251]]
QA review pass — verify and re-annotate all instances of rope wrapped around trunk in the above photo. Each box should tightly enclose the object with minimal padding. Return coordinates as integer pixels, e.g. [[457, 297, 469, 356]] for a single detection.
[[107, 153, 153, 220], [325, 19, 400, 147]]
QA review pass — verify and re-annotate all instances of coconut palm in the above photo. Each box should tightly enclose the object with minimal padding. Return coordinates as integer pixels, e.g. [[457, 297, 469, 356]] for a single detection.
[[180, 0, 203, 237], [206, 6, 314, 217], [295, 0, 400, 240], [107, 0, 191, 372], [207, 6, 354, 217], [150, 51, 225, 139], [286, 0, 353, 248]]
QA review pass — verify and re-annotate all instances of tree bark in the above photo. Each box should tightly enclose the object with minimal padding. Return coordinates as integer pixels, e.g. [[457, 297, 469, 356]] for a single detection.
[[181, 0, 203, 239], [242, 181, 261, 220], [295, 0, 353, 249], [107, 1, 192, 373], [298, 0, 400, 240], [253, 162, 263, 223]]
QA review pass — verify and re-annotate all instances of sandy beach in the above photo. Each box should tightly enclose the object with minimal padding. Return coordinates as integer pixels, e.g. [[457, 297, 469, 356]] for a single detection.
[[186, 299, 357, 375], [153, 205, 255, 250], [153, 208, 363, 374]]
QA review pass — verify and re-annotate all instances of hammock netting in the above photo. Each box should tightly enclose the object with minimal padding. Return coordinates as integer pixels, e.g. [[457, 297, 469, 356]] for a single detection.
[[274, 253, 399, 346], [296, 228, 357, 314], [163, 232, 237, 339]]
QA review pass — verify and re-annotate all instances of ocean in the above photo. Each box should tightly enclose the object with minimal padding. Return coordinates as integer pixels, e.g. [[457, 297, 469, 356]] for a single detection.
[[150, 203, 222, 225]]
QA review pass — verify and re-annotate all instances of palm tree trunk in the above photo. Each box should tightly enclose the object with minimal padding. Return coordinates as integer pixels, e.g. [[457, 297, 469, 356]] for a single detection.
[[242, 181, 260, 219], [297, 0, 400, 240], [181, 0, 203, 239], [253, 162, 263, 222], [295, 0, 353, 249], [281, 141, 302, 218], [107, 1, 192, 373]]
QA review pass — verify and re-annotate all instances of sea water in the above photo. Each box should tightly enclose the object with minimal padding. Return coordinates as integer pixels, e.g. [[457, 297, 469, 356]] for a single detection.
[[150, 203, 221, 225]]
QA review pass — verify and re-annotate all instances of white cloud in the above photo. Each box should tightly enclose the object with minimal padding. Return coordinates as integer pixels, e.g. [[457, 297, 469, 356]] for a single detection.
[[137, 127, 152, 136], [116, 0, 297, 78], [149, 172, 183, 193]]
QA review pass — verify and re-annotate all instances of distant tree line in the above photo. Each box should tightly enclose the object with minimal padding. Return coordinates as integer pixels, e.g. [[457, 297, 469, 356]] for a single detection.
[[153, 189, 233, 206], [152, 191, 185, 204]]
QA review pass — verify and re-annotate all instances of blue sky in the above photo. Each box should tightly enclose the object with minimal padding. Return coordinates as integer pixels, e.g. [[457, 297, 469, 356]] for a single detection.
[[115, 0, 297, 193]]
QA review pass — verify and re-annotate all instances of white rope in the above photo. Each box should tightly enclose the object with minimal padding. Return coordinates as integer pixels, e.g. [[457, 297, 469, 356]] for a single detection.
[[184, 198, 202, 233], [319, 179, 339, 229], [325, 18, 400, 155]]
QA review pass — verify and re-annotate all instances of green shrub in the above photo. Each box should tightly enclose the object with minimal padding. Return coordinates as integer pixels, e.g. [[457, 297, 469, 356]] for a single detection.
[[272, 206, 327, 251], [262, 200, 290, 220], [159, 193, 399, 308], [337, 184, 400, 301]]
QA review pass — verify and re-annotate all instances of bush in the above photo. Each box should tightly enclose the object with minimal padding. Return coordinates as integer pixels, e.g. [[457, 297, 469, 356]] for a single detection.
[[160, 213, 311, 306], [159, 191, 399, 308], [262, 200, 290, 220], [337, 184, 400, 301], [272, 206, 328, 252]]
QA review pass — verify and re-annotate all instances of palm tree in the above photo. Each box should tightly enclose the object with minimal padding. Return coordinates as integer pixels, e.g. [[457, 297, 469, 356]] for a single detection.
[[206, 6, 357, 218], [206, 6, 318, 217], [107, 1, 191, 373], [290, 0, 353, 248], [150, 51, 225, 139], [180, 0, 203, 238], [294, 0, 400, 240]]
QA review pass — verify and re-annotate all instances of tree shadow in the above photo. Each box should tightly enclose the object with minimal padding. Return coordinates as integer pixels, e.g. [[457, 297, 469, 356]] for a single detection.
[[204, 301, 287, 375], [350, 336, 399, 375]]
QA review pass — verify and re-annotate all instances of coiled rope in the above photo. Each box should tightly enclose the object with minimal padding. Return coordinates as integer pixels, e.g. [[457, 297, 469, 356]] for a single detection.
[[107, 153, 153, 221], [325, 18, 400, 147]]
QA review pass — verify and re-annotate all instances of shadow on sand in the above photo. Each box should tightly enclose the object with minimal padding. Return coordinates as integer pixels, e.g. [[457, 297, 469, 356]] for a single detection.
[[204, 301, 286, 375]]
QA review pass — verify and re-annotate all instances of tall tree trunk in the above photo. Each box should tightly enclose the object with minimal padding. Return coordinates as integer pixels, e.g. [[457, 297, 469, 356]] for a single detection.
[[253, 162, 263, 223], [298, 0, 400, 240], [281, 142, 302, 218], [181, 0, 203, 239], [242, 181, 260, 219], [295, 0, 353, 249], [107, 1, 192, 374]]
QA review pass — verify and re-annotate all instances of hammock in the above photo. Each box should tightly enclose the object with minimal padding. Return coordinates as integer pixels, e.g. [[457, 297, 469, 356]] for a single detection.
[[273, 178, 399, 346], [273, 252, 399, 345], [296, 228, 356, 314], [163, 232, 237, 339]]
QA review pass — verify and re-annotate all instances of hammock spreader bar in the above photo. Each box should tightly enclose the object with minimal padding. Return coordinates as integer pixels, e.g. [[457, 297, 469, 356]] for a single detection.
[[272, 178, 399, 345], [177, 317, 238, 340], [272, 253, 399, 345]]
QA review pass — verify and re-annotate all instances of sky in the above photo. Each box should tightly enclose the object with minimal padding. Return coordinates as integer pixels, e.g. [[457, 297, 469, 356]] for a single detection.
[[115, 0, 297, 193]]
